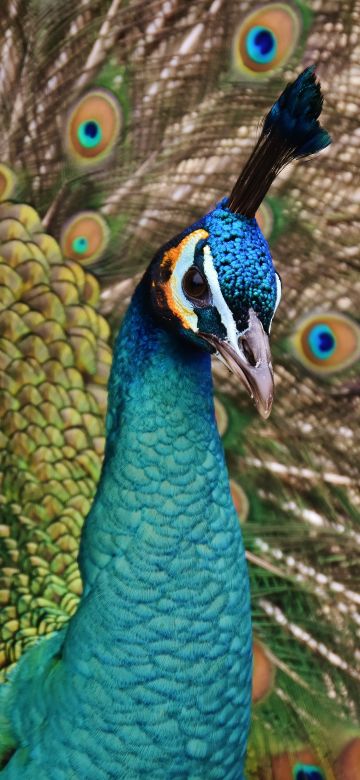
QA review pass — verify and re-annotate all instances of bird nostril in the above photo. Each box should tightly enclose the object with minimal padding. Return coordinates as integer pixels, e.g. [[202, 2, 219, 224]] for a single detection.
[[240, 338, 257, 367]]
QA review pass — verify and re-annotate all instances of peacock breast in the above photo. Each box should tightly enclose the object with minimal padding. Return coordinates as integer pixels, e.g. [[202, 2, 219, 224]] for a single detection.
[[61, 470, 252, 778]]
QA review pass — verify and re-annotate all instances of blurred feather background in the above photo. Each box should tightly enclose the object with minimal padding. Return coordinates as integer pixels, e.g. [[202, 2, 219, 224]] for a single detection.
[[0, 1, 359, 777]]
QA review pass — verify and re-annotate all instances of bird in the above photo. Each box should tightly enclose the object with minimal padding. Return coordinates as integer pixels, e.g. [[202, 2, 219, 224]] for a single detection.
[[0, 1, 359, 778], [0, 63, 331, 779]]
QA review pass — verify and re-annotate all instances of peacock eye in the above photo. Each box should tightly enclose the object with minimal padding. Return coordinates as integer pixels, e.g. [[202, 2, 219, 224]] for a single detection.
[[294, 765, 325, 780], [291, 311, 360, 375], [233, 3, 301, 78], [65, 88, 122, 167], [182, 266, 210, 304], [60, 212, 110, 265]]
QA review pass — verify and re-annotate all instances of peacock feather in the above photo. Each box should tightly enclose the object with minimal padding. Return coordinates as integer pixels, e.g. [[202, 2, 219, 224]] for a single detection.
[[0, 1, 359, 777]]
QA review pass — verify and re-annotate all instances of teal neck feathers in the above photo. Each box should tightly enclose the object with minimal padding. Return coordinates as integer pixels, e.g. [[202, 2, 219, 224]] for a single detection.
[[68, 273, 252, 777], [79, 271, 216, 588], [7, 274, 252, 779]]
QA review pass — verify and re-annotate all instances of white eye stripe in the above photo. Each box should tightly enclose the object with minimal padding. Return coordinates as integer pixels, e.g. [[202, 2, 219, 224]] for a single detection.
[[203, 245, 239, 348], [170, 233, 205, 331], [274, 272, 282, 313], [269, 272, 282, 332]]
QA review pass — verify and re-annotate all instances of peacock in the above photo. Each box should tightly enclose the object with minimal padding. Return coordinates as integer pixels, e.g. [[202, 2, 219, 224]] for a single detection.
[[0, 1, 359, 778]]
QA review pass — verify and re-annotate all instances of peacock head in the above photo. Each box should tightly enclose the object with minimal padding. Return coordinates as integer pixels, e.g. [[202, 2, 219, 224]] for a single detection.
[[151, 201, 280, 419], [151, 67, 331, 418]]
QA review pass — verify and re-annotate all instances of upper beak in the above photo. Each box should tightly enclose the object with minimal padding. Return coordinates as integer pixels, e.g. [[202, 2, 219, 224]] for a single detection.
[[203, 309, 274, 419]]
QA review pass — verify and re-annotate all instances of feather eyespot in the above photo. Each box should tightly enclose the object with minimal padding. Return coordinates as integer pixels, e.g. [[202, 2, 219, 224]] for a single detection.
[[65, 89, 122, 167], [293, 764, 325, 780], [334, 738, 360, 780], [60, 212, 109, 265], [0, 164, 17, 201], [233, 4, 301, 78], [264, 752, 325, 780], [291, 312, 360, 375]]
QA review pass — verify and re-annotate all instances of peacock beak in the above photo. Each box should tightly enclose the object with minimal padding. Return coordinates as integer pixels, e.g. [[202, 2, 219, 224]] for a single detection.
[[204, 309, 274, 419]]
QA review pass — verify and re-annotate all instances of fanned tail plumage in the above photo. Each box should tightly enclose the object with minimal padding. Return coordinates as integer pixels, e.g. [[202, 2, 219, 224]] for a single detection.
[[0, 1, 359, 778]]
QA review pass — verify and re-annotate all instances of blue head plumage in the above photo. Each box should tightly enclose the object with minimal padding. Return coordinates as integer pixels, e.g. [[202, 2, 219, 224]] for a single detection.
[[204, 200, 277, 333], [150, 67, 330, 417]]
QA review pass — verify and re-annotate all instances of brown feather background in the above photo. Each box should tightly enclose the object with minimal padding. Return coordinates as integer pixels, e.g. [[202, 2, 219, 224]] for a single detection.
[[0, 1, 359, 777]]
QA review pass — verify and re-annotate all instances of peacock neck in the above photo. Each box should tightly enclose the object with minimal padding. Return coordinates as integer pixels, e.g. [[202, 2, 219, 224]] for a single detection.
[[106, 270, 214, 450], [78, 272, 223, 590], [60, 273, 251, 777]]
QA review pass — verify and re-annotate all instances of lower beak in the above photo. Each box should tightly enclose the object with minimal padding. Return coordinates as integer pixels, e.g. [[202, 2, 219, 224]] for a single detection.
[[203, 309, 274, 419]]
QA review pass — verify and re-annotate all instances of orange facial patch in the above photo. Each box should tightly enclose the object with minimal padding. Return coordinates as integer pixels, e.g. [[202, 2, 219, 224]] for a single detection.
[[159, 229, 209, 330]]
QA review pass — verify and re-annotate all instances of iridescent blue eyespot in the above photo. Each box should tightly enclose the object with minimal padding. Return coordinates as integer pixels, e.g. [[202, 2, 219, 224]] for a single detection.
[[308, 324, 336, 360], [291, 311, 360, 375], [72, 236, 89, 255], [233, 5, 301, 78], [245, 26, 277, 64], [77, 120, 102, 149], [61, 211, 109, 266], [293, 764, 325, 780], [65, 88, 122, 167]]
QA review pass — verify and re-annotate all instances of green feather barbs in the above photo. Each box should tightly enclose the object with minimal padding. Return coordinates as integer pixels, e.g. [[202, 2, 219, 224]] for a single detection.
[[64, 89, 122, 167]]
